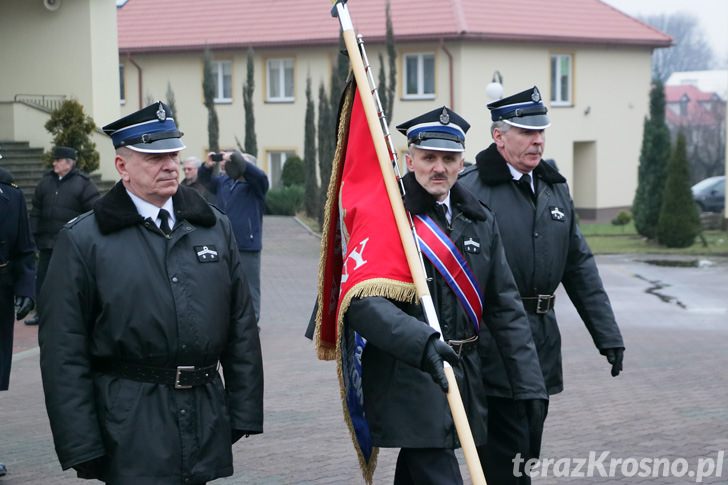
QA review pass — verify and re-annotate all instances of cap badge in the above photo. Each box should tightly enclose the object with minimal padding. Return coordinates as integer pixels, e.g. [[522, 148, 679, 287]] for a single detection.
[[156, 102, 166, 121], [531, 88, 541, 103], [439, 108, 450, 125]]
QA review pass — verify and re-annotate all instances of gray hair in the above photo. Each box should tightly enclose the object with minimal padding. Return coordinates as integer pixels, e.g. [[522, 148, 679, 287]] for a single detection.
[[182, 156, 202, 168], [490, 120, 511, 137]]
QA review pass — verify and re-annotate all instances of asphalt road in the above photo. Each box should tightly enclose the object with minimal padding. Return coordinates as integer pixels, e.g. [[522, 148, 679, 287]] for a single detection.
[[2, 216, 727, 484]]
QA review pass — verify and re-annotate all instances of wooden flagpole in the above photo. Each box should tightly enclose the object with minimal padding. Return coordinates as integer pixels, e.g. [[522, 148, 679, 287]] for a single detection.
[[331, 2, 487, 483]]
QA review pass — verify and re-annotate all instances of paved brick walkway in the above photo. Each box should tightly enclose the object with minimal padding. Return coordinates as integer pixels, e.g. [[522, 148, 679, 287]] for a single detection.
[[2, 217, 727, 483]]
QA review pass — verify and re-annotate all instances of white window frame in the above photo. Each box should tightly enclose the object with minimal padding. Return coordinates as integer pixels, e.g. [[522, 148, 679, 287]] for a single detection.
[[550, 54, 572, 106], [213, 60, 232, 103], [266, 58, 294, 102], [403, 53, 435, 99], [268, 151, 296, 188]]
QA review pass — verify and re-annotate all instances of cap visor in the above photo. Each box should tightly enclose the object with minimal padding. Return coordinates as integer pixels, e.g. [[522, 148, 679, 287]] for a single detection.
[[413, 138, 464, 152], [126, 138, 186, 154], [504, 114, 551, 130]]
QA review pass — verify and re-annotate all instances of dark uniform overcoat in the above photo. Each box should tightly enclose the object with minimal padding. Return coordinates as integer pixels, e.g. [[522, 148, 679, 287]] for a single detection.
[[30, 167, 99, 249], [346, 173, 546, 449], [0, 167, 35, 390], [459, 144, 624, 396], [39, 183, 263, 484]]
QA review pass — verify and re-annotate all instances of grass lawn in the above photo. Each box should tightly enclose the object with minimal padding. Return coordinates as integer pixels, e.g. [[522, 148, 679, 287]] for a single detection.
[[580, 221, 728, 256], [295, 214, 728, 257]]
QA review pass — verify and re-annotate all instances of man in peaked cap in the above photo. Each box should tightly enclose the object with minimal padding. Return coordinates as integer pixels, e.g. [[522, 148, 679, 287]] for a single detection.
[[459, 87, 624, 484], [25, 145, 98, 326], [39, 101, 263, 484], [343, 105, 545, 484]]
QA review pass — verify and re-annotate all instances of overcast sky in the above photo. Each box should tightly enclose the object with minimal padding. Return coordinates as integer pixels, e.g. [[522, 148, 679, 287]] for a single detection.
[[601, 0, 728, 66]]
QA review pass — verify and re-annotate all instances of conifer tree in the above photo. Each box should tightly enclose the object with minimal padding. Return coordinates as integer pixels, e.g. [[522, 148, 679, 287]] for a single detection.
[[44, 99, 99, 172], [633, 80, 670, 239], [329, 30, 349, 110], [317, 81, 334, 226], [303, 76, 319, 218], [243, 47, 258, 157], [657, 132, 701, 247], [165, 81, 179, 128], [384, 0, 396, 122], [202, 47, 220, 152]]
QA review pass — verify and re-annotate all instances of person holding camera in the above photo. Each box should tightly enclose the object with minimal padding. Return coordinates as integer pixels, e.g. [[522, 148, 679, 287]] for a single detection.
[[199, 151, 269, 324]]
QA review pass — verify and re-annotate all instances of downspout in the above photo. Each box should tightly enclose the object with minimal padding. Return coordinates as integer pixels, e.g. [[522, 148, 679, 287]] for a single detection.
[[126, 53, 143, 109], [439, 39, 454, 110]]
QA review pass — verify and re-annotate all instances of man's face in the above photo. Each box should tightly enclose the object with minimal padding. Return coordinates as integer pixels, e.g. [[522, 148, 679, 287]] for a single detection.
[[406, 147, 464, 201], [115, 149, 180, 207], [52, 158, 74, 177], [493, 125, 546, 173], [182, 163, 198, 181]]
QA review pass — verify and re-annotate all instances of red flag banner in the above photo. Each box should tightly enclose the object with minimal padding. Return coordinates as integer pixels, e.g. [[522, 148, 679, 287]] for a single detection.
[[314, 78, 416, 482]]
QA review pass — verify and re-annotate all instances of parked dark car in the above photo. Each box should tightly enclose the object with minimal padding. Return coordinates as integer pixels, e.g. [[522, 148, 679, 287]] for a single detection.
[[692, 176, 725, 213]]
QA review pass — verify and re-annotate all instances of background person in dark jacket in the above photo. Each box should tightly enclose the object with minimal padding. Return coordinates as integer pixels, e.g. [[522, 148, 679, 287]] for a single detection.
[[39, 102, 263, 484], [181, 156, 215, 203], [0, 164, 36, 477], [199, 151, 269, 323], [459, 86, 625, 485], [25, 146, 99, 325], [346, 107, 546, 484]]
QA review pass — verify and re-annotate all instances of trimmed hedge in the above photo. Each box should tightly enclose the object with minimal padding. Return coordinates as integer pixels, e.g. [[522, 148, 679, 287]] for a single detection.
[[265, 185, 304, 215]]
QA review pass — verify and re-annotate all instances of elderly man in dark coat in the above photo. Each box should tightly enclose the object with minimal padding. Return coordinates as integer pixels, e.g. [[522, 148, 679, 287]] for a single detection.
[[346, 106, 546, 484], [25, 145, 99, 325], [459, 86, 625, 485], [39, 101, 263, 485]]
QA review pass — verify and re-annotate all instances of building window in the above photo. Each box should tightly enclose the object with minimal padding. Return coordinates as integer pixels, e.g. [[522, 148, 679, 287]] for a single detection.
[[267, 58, 294, 102], [268, 151, 296, 188], [119, 64, 125, 104], [403, 53, 435, 99], [680, 94, 689, 117], [213, 60, 232, 103], [550, 54, 572, 105]]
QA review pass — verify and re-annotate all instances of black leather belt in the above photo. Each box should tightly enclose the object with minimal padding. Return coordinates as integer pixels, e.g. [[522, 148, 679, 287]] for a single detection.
[[447, 335, 478, 357], [94, 360, 219, 389], [522, 294, 555, 314]]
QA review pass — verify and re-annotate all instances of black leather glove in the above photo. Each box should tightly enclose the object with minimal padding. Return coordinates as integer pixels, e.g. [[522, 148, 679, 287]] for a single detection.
[[14, 296, 34, 321], [603, 347, 624, 377], [72, 456, 107, 479], [421, 337, 459, 392], [518, 399, 548, 459]]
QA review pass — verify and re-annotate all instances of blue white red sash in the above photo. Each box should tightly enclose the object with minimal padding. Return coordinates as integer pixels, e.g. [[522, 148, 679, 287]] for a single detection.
[[413, 214, 483, 332]]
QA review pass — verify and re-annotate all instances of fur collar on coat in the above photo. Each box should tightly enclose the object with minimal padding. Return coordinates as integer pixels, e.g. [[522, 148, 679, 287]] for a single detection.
[[93, 182, 216, 235]]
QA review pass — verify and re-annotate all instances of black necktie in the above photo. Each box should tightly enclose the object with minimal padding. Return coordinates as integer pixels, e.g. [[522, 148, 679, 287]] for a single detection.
[[517, 174, 535, 202], [158, 209, 172, 236], [435, 203, 449, 229]]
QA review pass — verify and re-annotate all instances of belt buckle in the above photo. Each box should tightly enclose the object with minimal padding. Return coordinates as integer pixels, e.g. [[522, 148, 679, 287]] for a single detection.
[[175, 365, 195, 389], [536, 294, 551, 314]]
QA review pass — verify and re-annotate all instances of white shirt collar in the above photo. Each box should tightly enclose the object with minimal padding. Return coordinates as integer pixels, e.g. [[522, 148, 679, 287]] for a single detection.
[[507, 164, 535, 192], [125, 189, 176, 229]]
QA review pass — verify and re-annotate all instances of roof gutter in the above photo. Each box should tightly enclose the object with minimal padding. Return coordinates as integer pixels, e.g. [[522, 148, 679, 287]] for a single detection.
[[439, 38, 454, 110], [126, 53, 143, 109]]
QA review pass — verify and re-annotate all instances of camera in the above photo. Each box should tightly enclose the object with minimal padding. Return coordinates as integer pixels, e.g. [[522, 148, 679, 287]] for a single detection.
[[211, 153, 224, 162]]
